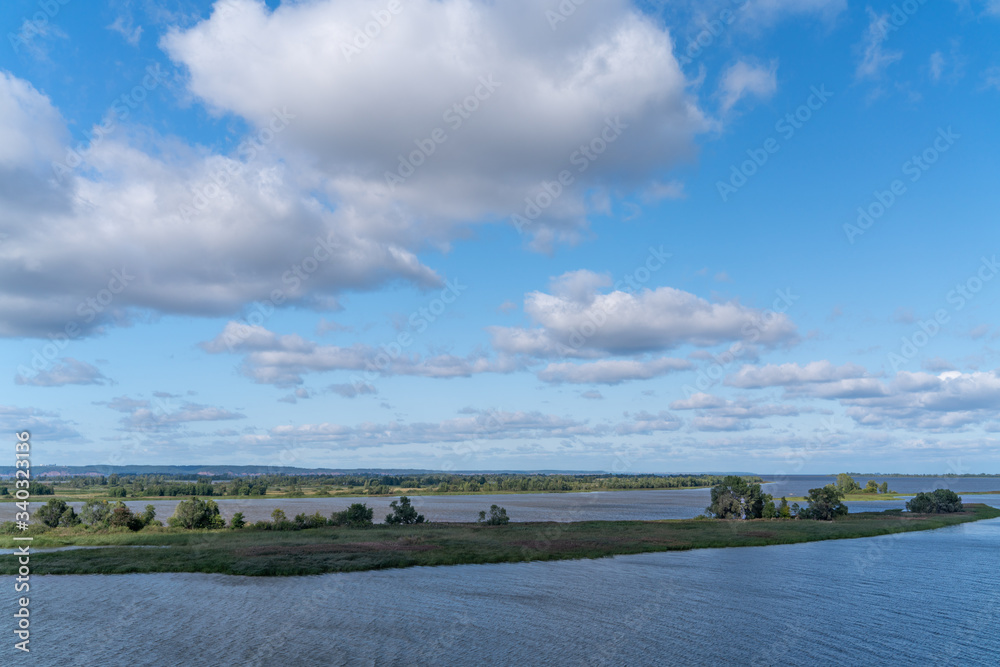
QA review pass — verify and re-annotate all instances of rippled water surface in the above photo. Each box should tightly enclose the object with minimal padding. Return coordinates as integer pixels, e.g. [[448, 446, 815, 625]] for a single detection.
[[6, 475, 998, 523], [8, 516, 999, 666]]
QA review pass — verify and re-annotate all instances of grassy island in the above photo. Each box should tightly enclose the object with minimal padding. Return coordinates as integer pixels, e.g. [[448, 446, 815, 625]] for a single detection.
[[3, 504, 996, 577]]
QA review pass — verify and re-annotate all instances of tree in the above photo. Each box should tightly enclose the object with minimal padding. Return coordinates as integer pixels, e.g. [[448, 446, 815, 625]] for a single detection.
[[798, 485, 848, 521], [230, 512, 246, 529], [385, 496, 425, 525], [879, 482, 890, 494], [778, 497, 791, 519], [60, 507, 81, 527], [80, 499, 111, 527], [762, 498, 778, 519], [906, 489, 963, 514], [835, 474, 861, 494], [36, 499, 69, 528], [706, 476, 770, 520], [168, 498, 224, 529], [140, 505, 157, 527], [863, 480, 879, 494], [477, 505, 510, 525], [109, 503, 144, 531], [331, 503, 374, 527]]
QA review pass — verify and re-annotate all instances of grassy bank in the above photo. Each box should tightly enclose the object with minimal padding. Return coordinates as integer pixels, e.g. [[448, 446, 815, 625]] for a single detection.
[[2, 504, 996, 577]]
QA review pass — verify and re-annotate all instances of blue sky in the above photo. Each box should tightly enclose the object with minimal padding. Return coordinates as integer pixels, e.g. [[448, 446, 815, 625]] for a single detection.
[[1, 0, 999, 473]]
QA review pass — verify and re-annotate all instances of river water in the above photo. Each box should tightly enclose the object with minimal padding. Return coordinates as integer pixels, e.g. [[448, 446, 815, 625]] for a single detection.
[[6, 515, 999, 665], [5, 476, 999, 665]]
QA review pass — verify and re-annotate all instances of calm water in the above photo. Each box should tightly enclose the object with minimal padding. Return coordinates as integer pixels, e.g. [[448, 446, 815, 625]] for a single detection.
[[7, 516, 999, 666], [6, 475, 998, 523]]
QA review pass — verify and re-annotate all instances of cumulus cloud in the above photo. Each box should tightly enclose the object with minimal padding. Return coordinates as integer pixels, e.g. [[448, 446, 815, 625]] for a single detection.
[[0, 70, 440, 338], [1, 0, 709, 338], [162, 0, 706, 253], [15, 358, 111, 387], [491, 270, 799, 360], [842, 370, 1000, 430]]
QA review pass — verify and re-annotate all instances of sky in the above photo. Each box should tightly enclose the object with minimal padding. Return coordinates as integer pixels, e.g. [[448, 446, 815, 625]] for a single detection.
[[1, 0, 999, 474]]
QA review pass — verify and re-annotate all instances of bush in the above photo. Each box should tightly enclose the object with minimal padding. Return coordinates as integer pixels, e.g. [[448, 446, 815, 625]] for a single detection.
[[385, 496, 424, 525], [477, 505, 510, 525], [907, 489, 963, 514], [109, 503, 144, 531], [331, 503, 374, 528], [167, 498, 225, 529], [36, 499, 69, 528], [230, 512, 246, 529]]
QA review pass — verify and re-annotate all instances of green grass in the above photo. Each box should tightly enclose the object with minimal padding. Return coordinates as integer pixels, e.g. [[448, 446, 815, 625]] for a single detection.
[[2, 504, 996, 577]]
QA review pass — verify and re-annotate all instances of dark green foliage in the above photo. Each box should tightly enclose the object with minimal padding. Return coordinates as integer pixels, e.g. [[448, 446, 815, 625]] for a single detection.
[[836, 474, 861, 493], [385, 496, 425, 525], [36, 499, 69, 527], [798, 485, 848, 521], [778, 497, 791, 519], [109, 503, 144, 531], [0, 486, 9, 496], [60, 507, 81, 527], [331, 503, 374, 528], [27, 481, 54, 496], [167, 498, 225, 529], [80, 499, 111, 527], [706, 476, 770, 519], [293, 512, 328, 530], [140, 505, 157, 527], [762, 498, 778, 519], [477, 505, 510, 525], [879, 482, 890, 494], [906, 489, 963, 513], [230, 512, 246, 529]]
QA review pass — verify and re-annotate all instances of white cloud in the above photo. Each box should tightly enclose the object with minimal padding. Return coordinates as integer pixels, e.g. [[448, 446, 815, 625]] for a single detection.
[[717, 59, 779, 114], [856, 8, 902, 80], [0, 405, 83, 441], [162, 0, 706, 253], [725, 361, 869, 388], [491, 270, 799, 359], [15, 358, 111, 387], [538, 357, 692, 384], [201, 322, 517, 387]]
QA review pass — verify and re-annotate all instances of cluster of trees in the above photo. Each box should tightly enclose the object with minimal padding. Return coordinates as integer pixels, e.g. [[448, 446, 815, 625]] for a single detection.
[[477, 505, 510, 525], [707, 477, 849, 521], [34, 499, 159, 531], [836, 473, 891, 495], [906, 489, 963, 513], [0, 481, 55, 496]]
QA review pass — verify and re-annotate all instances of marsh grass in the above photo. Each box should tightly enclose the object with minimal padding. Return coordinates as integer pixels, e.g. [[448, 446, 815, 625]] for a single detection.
[[3, 504, 996, 577]]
